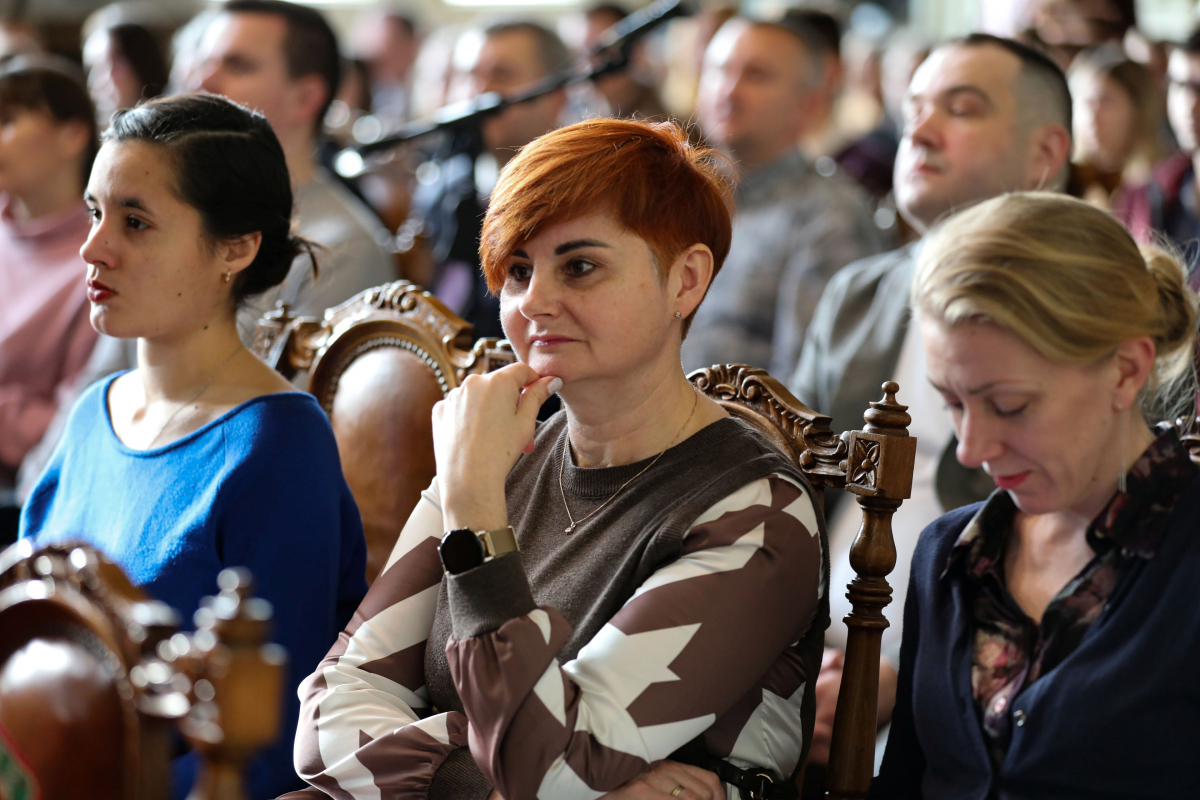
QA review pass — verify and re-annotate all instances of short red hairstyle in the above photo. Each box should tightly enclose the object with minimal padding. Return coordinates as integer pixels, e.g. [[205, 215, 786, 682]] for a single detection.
[[480, 118, 734, 333]]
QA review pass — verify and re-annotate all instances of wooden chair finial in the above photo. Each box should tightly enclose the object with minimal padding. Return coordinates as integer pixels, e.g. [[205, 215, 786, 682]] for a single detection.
[[862, 382, 911, 437], [180, 568, 287, 800]]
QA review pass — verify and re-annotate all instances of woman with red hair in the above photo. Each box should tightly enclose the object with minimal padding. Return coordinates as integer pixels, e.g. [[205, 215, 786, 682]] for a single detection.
[[286, 119, 827, 800]]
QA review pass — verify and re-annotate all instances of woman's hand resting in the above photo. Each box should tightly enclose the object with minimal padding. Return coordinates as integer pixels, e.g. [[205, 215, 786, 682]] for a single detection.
[[433, 362, 561, 532], [485, 761, 723, 800]]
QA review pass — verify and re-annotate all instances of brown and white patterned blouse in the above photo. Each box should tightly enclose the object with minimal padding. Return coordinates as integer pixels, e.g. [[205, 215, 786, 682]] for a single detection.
[[288, 415, 828, 800]]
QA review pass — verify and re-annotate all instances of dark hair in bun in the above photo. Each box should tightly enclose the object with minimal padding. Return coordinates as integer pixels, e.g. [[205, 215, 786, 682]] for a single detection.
[[106, 92, 314, 304]]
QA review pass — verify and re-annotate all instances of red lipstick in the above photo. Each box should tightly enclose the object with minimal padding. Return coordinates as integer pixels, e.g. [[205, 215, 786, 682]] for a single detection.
[[993, 471, 1030, 490], [529, 335, 576, 348], [87, 278, 115, 303]]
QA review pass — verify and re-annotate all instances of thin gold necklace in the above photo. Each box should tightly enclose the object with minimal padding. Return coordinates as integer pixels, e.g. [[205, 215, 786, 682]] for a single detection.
[[145, 343, 243, 449], [558, 391, 699, 534]]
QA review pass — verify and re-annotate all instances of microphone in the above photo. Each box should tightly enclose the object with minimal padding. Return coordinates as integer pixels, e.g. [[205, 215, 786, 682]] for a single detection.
[[588, 0, 693, 59]]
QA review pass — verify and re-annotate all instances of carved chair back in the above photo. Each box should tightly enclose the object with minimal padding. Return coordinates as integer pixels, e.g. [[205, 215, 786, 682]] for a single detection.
[[688, 365, 917, 800], [0, 541, 283, 800], [253, 281, 515, 584]]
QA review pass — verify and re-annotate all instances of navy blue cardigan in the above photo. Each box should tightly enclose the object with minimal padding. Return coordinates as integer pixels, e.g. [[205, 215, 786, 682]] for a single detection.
[[871, 474, 1200, 800]]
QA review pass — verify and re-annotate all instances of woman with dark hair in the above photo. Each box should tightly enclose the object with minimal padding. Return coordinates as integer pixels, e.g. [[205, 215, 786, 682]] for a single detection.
[[83, 20, 168, 123], [0, 56, 99, 495], [286, 118, 827, 800], [19, 94, 368, 800]]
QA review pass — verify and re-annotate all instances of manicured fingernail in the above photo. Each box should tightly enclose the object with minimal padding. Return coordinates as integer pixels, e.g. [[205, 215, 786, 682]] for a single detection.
[[547, 377, 563, 394]]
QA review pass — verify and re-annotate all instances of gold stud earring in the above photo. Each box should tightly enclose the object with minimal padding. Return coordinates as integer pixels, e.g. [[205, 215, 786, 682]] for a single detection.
[[223, 270, 232, 283], [674, 312, 682, 319]]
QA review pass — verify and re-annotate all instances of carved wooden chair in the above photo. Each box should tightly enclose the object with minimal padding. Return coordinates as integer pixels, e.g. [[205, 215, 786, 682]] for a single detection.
[[687, 365, 916, 800], [253, 281, 515, 584], [0, 541, 284, 800]]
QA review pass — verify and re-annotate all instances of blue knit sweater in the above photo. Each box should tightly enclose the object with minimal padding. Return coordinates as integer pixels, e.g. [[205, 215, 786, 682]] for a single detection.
[[872, 474, 1200, 800], [20, 373, 368, 799]]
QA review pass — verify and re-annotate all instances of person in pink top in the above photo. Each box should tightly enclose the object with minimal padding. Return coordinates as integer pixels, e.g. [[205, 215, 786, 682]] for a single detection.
[[0, 56, 100, 485]]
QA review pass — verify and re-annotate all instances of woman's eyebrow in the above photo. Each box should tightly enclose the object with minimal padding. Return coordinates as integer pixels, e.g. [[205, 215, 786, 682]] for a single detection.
[[555, 239, 611, 255], [83, 191, 151, 213]]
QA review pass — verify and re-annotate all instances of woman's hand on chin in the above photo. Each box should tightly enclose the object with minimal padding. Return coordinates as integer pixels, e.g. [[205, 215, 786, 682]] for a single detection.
[[433, 362, 562, 531]]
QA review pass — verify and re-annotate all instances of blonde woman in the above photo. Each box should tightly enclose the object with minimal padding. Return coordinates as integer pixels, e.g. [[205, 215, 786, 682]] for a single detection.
[[874, 192, 1199, 799]]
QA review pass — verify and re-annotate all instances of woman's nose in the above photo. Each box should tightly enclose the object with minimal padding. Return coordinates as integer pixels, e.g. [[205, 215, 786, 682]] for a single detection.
[[518, 268, 560, 318], [955, 411, 1003, 470], [80, 222, 113, 270]]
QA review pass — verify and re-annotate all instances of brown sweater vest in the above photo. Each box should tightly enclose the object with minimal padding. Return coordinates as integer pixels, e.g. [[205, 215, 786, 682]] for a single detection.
[[425, 412, 829, 798]]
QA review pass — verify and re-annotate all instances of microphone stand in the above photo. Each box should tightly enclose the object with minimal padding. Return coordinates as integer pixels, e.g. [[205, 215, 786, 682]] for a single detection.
[[334, 0, 688, 177]]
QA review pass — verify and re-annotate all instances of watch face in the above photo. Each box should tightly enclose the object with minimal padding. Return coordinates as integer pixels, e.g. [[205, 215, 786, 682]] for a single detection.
[[439, 529, 485, 574]]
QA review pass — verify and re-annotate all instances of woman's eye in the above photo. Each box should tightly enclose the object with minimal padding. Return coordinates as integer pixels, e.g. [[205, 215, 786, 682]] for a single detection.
[[506, 263, 532, 283], [564, 258, 596, 278], [993, 403, 1027, 418], [126, 215, 148, 231], [87, 207, 100, 223]]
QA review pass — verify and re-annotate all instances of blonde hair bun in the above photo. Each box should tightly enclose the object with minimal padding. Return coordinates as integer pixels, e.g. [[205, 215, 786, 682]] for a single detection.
[[914, 192, 1199, 420]]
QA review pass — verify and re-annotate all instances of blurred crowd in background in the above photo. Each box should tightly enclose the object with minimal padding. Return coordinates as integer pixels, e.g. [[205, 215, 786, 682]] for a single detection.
[[5, 0, 1200, 513], [3, 1, 1193, 273]]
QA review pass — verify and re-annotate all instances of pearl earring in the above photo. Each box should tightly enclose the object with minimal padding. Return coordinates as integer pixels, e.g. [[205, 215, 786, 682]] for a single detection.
[[223, 270, 232, 283]]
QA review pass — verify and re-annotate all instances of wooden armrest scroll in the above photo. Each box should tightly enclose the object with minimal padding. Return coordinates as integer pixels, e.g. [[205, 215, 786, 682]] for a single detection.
[[688, 364, 849, 490]]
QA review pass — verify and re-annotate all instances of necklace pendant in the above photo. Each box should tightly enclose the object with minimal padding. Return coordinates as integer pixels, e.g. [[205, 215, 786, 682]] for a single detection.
[[564, 524, 576, 534]]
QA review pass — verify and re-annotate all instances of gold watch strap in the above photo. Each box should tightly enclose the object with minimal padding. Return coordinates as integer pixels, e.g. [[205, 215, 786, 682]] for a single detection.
[[478, 526, 518, 558]]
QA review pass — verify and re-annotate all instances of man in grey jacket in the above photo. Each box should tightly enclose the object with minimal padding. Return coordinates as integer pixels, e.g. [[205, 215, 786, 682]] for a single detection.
[[682, 13, 886, 386], [790, 33, 1072, 775]]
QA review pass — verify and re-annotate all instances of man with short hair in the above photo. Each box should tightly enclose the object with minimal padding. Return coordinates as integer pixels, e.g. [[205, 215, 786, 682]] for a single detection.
[[682, 15, 885, 386], [789, 33, 1072, 778], [1115, 26, 1200, 279], [408, 20, 570, 338], [198, 0, 394, 342]]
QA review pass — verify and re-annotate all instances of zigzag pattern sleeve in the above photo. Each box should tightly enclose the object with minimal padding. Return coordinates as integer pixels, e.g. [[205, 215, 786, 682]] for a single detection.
[[292, 480, 469, 800], [446, 474, 823, 800]]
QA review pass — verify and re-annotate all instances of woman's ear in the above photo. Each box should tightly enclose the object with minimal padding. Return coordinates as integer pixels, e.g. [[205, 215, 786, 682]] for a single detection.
[[219, 232, 263, 278], [672, 243, 714, 319], [1112, 335, 1156, 410]]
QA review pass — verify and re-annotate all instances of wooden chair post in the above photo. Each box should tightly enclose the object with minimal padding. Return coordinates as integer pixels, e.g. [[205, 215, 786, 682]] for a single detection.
[[825, 382, 915, 800], [0, 543, 285, 800], [685, 368, 917, 794]]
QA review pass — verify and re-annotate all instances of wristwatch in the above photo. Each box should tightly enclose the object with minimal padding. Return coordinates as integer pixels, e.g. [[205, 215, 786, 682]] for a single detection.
[[438, 526, 518, 575]]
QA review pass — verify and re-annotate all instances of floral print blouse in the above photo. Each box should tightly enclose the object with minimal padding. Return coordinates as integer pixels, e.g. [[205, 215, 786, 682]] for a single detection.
[[942, 427, 1197, 768]]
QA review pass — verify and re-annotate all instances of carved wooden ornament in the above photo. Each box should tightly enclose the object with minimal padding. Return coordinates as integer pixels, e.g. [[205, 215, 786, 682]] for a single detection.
[[689, 368, 916, 800], [0, 542, 284, 800]]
